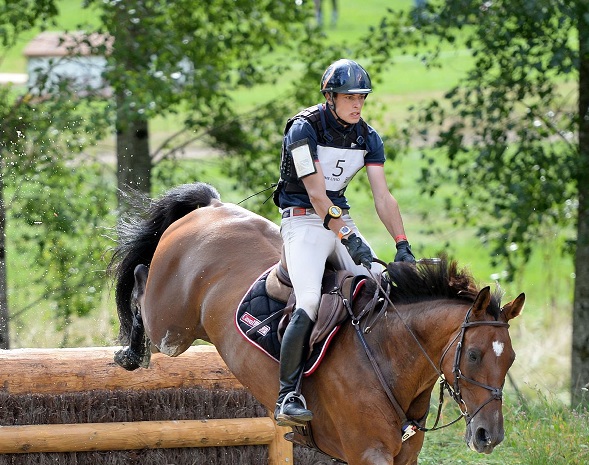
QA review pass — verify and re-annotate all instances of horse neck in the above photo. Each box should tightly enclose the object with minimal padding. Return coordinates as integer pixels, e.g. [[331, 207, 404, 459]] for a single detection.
[[403, 299, 469, 357], [375, 299, 470, 386], [329, 297, 472, 420]]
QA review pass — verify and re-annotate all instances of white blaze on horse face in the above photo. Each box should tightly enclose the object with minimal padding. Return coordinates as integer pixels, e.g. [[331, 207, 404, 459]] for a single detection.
[[492, 340, 505, 357]]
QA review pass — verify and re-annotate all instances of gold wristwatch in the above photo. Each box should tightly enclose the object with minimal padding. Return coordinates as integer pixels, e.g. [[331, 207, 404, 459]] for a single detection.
[[323, 205, 342, 229]]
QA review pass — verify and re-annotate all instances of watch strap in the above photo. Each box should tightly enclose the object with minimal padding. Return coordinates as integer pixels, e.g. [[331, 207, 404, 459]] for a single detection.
[[323, 213, 332, 229]]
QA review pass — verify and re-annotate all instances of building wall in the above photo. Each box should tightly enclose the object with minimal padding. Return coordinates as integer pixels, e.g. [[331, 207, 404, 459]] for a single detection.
[[27, 55, 108, 94]]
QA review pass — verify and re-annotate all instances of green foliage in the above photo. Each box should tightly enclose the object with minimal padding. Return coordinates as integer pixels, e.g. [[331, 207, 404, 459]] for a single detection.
[[86, 0, 314, 135], [361, 0, 589, 409], [0, 0, 58, 48], [1, 87, 114, 337], [363, 0, 579, 278], [11, 164, 114, 328], [0, 0, 327, 339]]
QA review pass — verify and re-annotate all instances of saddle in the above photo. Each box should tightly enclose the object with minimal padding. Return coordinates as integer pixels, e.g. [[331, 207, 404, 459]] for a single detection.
[[235, 262, 363, 374], [270, 264, 356, 350]]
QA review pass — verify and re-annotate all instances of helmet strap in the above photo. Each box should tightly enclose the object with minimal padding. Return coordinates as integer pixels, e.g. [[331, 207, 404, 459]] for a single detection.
[[326, 92, 349, 127]]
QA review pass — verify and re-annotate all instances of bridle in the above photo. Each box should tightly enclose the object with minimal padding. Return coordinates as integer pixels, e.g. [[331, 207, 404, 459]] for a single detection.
[[347, 264, 510, 440], [439, 306, 510, 425]]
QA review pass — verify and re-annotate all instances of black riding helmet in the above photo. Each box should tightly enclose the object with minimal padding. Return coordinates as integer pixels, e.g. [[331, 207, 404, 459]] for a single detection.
[[320, 59, 372, 95]]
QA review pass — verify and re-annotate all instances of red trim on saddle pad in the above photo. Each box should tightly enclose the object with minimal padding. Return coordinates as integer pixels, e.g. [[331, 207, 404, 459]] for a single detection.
[[234, 266, 367, 376]]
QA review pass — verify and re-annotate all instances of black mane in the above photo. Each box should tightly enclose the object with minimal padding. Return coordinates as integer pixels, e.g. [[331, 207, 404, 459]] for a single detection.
[[384, 258, 502, 319]]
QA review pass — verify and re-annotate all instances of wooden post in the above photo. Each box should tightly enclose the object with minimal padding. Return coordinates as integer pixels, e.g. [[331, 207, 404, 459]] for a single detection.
[[267, 410, 294, 465], [0, 346, 294, 463]]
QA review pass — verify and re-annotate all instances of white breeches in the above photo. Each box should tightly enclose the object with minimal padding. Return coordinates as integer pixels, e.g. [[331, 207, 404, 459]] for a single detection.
[[280, 211, 382, 321]]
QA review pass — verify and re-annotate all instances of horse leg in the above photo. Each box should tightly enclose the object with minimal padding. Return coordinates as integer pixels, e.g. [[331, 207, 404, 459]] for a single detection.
[[114, 308, 151, 370], [393, 432, 425, 465], [114, 264, 151, 370]]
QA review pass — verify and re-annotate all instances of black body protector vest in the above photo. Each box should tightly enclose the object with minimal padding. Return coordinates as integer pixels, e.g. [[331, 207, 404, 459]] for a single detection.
[[273, 104, 368, 207]]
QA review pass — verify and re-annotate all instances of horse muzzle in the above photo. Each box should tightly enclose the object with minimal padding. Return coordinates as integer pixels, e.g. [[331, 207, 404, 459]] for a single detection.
[[465, 418, 504, 454]]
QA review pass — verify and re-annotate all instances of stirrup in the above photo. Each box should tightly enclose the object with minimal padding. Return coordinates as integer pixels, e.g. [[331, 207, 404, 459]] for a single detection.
[[275, 392, 312, 426], [280, 391, 308, 410]]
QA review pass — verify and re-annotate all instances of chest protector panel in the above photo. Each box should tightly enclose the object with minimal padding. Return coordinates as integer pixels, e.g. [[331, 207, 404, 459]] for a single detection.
[[274, 104, 368, 206]]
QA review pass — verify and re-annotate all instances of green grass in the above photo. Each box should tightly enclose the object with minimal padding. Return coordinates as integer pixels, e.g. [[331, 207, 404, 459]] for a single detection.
[[419, 395, 589, 465]]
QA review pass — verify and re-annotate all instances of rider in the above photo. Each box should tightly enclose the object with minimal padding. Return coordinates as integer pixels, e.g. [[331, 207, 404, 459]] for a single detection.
[[273, 58, 416, 426]]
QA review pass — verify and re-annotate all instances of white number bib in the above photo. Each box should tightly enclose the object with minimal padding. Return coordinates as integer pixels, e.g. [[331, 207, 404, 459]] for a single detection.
[[317, 145, 366, 192]]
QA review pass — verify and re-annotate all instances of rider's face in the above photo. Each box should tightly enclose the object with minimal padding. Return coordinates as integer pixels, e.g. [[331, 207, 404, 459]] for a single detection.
[[329, 93, 367, 125]]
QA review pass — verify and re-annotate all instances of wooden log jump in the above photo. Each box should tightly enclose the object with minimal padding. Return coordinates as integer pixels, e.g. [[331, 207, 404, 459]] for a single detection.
[[0, 345, 242, 394], [0, 346, 293, 464], [0, 418, 280, 453]]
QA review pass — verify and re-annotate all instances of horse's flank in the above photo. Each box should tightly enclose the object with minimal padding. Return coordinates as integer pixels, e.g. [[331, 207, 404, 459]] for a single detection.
[[142, 199, 282, 357]]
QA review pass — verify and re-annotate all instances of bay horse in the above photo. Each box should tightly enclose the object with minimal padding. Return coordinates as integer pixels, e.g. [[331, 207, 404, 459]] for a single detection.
[[108, 182, 524, 465]]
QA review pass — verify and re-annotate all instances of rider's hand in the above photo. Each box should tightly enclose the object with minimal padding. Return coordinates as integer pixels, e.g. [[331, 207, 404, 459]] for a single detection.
[[341, 233, 373, 268], [394, 240, 416, 264]]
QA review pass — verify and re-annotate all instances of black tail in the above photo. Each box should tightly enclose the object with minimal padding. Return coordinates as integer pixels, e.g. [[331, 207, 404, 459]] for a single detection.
[[107, 182, 220, 343]]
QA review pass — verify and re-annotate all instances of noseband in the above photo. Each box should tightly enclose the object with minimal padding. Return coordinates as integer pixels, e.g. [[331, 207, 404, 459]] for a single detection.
[[440, 307, 510, 424]]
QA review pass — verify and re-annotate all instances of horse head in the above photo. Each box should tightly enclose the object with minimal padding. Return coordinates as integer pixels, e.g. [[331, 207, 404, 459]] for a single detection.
[[440, 286, 525, 454]]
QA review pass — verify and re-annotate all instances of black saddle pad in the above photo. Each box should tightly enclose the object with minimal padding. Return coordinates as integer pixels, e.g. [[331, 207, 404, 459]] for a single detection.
[[235, 267, 357, 375]]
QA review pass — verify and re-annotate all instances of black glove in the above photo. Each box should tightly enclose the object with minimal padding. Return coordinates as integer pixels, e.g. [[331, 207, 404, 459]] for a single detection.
[[394, 240, 416, 264], [341, 233, 373, 268]]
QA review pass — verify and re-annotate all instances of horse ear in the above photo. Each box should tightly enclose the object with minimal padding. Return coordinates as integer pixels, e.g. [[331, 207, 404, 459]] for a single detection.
[[470, 286, 492, 320], [501, 293, 525, 321]]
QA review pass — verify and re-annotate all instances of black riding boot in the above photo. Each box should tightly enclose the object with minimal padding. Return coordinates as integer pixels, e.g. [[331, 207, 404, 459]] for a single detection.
[[274, 308, 315, 426]]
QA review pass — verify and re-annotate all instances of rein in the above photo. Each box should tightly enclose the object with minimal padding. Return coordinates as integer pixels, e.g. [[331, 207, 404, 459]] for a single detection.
[[342, 279, 409, 427], [347, 261, 510, 441]]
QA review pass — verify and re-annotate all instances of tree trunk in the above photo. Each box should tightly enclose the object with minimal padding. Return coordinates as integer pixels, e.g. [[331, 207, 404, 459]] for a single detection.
[[115, 92, 151, 209], [0, 173, 10, 349], [572, 2, 589, 408]]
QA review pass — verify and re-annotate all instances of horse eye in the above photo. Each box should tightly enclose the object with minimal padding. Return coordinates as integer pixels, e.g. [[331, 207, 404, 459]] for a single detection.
[[467, 349, 480, 363]]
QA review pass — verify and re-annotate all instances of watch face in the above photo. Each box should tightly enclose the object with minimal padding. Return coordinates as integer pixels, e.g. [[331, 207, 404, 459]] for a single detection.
[[329, 206, 342, 218], [340, 226, 351, 235]]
